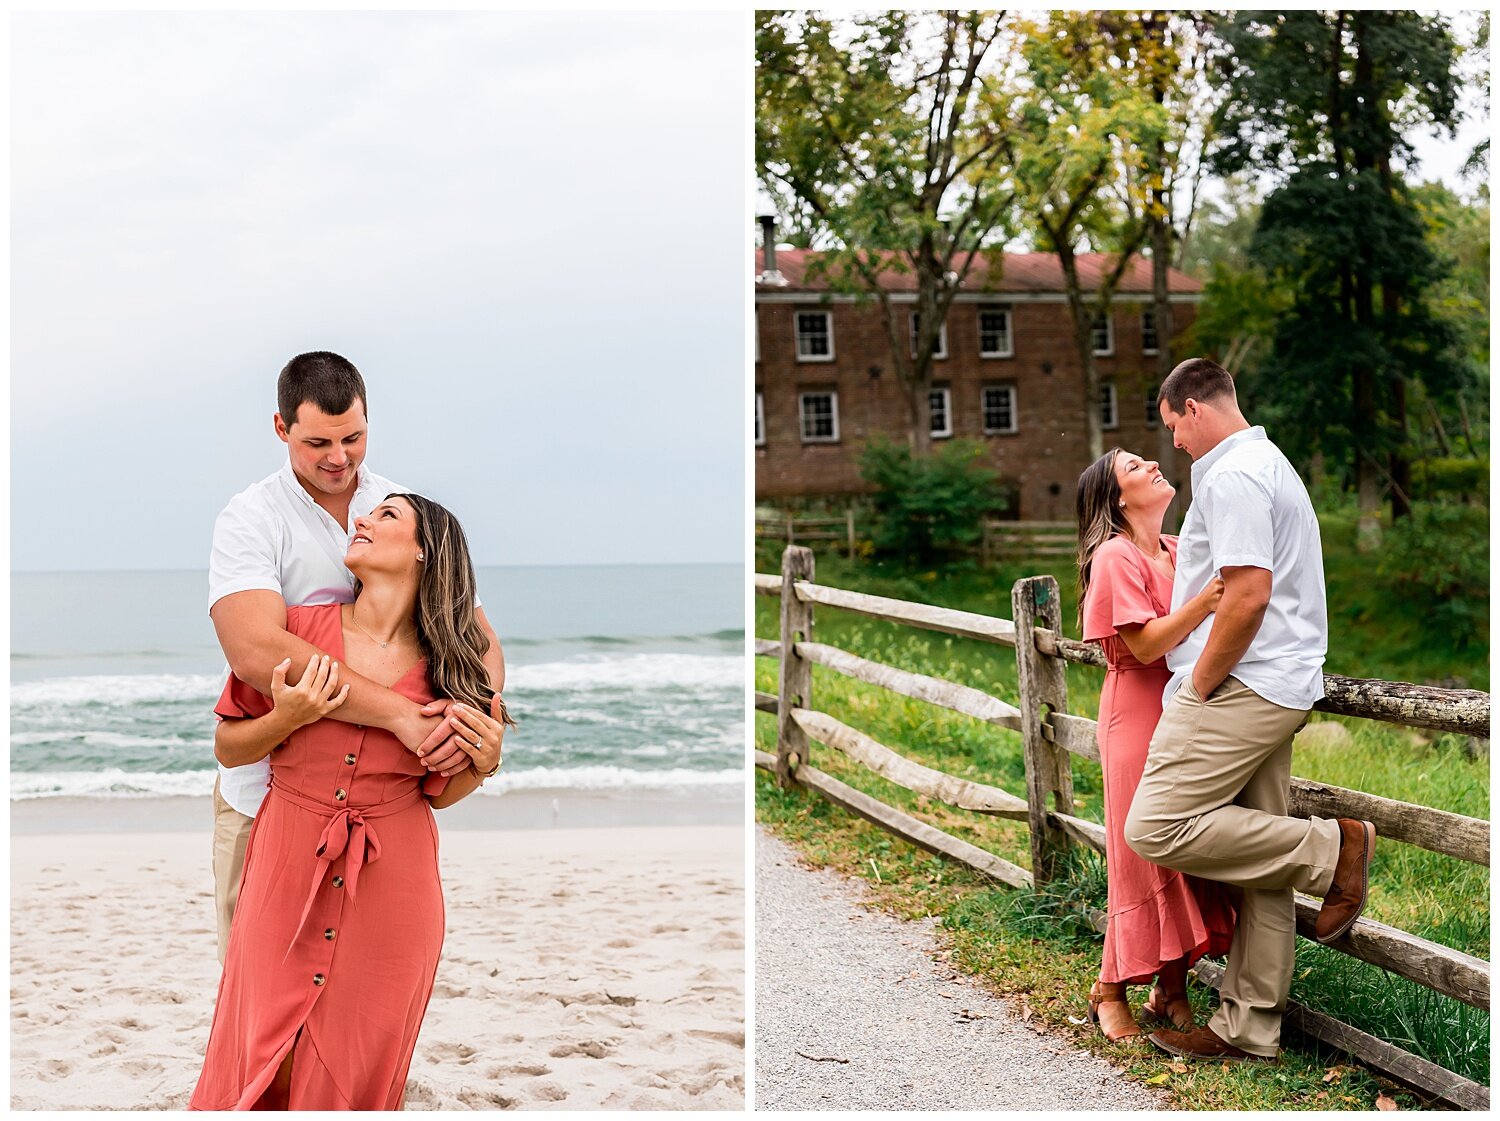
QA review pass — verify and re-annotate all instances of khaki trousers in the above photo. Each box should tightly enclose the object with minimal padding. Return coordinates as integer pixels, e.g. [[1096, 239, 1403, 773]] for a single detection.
[[211, 776, 255, 966], [1123, 676, 1342, 1056]]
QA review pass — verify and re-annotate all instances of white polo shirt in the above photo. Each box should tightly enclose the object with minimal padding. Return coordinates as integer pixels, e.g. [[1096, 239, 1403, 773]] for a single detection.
[[1165, 426, 1328, 711], [209, 462, 406, 817]]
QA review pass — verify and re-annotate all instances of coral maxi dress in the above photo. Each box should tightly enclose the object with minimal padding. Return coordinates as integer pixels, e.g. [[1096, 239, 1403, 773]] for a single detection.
[[191, 604, 449, 1110], [1083, 535, 1235, 984]]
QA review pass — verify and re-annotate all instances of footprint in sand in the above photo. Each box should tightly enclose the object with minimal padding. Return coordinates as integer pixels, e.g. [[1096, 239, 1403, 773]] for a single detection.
[[35, 1059, 73, 1083], [523, 1080, 568, 1102], [547, 1039, 614, 1059], [403, 1080, 438, 1108], [456, 1088, 515, 1109], [424, 1042, 477, 1064], [118, 1059, 164, 1078], [686, 1027, 746, 1048], [489, 1062, 550, 1078]]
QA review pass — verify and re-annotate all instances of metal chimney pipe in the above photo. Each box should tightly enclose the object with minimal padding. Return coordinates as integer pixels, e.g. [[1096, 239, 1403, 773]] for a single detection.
[[757, 215, 787, 286]]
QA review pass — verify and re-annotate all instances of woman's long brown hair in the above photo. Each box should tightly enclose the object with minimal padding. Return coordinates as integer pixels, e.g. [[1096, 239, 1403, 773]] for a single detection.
[[384, 493, 514, 724], [1075, 448, 1130, 628]]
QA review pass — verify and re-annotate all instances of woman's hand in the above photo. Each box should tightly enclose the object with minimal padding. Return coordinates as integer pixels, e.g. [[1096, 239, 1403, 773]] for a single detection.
[[269, 654, 350, 730], [442, 701, 506, 779], [1196, 576, 1225, 614]]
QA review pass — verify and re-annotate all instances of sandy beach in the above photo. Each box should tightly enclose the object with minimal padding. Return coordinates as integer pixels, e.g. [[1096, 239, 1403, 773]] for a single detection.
[[11, 802, 745, 1110]]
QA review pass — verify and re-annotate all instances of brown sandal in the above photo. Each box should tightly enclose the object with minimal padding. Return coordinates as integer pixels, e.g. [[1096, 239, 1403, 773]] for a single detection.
[[1140, 986, 1194, 1032], [1087, 983, 1142, 1041]]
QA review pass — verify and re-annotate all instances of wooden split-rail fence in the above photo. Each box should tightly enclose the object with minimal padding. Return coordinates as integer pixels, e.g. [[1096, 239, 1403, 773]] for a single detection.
[[754, 545, 1491, 1110]]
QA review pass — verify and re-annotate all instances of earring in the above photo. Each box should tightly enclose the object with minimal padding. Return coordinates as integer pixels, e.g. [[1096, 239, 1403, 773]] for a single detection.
[[1119, 502, 1126, 509], [417, 552, 425, 562]]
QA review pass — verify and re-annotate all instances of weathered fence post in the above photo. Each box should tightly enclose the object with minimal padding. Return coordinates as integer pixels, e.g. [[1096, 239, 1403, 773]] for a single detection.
[[1012, 575, 1075, 885], [777, 545, 815, 787]]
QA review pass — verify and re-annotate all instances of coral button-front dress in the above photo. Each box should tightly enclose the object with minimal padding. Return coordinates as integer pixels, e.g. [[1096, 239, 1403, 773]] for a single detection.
[[1083, 535, 1236, 984], [191, 604, 449, 1110]]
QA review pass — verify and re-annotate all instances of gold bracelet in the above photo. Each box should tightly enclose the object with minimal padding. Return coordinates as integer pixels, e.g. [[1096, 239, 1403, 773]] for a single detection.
[[477, 756, 502, 780]]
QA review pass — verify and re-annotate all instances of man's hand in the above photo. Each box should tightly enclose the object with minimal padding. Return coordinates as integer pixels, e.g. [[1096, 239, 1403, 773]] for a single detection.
[[269, 653, 351, 729], [411, 699, 473, 776]]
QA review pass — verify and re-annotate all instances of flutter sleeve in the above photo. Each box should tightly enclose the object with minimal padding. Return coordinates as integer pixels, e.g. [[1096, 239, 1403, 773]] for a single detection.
[[1082, 539, 1160, 642], [211, 604, 324, 720], [214, 673, 273, 721]]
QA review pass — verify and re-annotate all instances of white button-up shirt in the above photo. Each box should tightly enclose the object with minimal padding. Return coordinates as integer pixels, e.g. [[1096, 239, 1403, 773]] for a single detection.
[[1165, 426, 1328, 711], [209, 462, 406, 816]]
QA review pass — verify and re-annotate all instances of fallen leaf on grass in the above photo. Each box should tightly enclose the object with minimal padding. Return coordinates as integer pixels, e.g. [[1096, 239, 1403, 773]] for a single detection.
[[1323, 1066, 1347, 1084], [1145, 1072, 1170, 1086], [1376, 1093, 1399, 1111], [1021, 999, 1034, 1023], [1167, 1062, 1188, 1074]]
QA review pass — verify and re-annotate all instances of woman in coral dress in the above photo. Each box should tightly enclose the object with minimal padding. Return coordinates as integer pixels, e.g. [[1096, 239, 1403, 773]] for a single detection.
[[1075, 449, 1236, 1041], [191, 494, 512, 1110]]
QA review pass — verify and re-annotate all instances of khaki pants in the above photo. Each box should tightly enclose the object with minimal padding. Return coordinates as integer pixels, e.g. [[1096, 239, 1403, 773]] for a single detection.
[[1123, 676, 1342, 1056], [211, 776, 255, 965]]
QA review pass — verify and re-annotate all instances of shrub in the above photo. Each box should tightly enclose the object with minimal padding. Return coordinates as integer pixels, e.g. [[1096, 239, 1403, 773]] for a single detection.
[[1375, 503, 1489, 643], [1412, 457, 1489, 502], [858, 437, 1004, 563]]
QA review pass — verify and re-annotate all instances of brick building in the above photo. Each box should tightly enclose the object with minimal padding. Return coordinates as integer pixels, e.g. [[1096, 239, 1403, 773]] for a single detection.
[[755, 247, 1203, 522]]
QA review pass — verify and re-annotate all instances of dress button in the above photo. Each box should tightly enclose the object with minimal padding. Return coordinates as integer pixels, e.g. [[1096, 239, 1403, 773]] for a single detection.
[[334, 789, 347, 801], [332, 875, 344, 888], [355, 724, 364, 730], [324, 928, 336, 941], [313, 973, 326, 986], [344, 754, 356, 766]]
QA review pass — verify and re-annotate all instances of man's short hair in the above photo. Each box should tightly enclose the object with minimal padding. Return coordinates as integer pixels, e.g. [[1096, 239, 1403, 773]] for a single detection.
[[1157, 358, 1235, 413], [277, 352, 368, 426]]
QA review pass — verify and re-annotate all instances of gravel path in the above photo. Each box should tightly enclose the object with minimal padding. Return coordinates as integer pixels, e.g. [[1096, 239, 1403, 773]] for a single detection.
[[754, 828, 1166, 1111]]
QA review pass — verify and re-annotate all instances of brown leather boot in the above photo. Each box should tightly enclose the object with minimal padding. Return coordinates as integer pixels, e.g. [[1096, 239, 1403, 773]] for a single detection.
[[1147, 1024, 1274, 1063], [1314, 819, 1376, 943]]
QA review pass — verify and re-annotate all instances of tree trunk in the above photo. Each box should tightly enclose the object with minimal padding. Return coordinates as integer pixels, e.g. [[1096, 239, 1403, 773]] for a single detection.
[[1351, 15, 1382, 551]]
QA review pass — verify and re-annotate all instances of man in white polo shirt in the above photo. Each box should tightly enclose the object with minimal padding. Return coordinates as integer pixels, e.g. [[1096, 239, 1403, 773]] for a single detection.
[[1123, 358, 1375, 1063], [208, 351, 504, 962]]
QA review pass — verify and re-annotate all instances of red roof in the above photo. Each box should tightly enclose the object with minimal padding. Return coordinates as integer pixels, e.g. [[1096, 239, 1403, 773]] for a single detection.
[[754, 248, 1201, 295]]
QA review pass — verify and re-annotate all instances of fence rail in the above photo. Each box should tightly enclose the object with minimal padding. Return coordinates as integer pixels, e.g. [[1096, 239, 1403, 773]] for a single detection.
[[755, 546, 1490, 1110], [981, 519, 1078, 564]]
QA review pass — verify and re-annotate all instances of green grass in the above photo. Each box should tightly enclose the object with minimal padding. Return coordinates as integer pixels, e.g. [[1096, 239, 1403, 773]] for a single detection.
[[753, 511, 1489, 1109]]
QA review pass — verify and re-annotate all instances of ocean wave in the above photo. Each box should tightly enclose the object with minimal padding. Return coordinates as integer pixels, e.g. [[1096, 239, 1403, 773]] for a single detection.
[[11, 653, 743, 710], [11, 765, 744, 801], [507, 653, 743, 692], [10, 674, 227, 707]]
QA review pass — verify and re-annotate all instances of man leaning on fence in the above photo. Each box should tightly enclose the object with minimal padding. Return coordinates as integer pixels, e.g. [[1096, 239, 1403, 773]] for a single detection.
[[1122, 357, 1378, 1064]]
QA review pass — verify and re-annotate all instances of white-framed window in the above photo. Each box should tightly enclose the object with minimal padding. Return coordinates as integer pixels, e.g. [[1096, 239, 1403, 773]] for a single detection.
[[909, 312, 948, 360], [755, 391, 766, 446], [1100, 381, 1118, 430], [799, 390, 839, 442], [929, 386, 953, 438], [1141, 308, 1159, 354], [981, 384, 1018, 434], [1145, 383, 1160, 429], [795, 310, 834, 362], [1091, 311, 1114, 356], [978, 306, 1013, 357]]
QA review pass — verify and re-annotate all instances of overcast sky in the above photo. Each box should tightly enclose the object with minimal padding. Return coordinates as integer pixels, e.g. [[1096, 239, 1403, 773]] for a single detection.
[[12, 12, 747, 571]]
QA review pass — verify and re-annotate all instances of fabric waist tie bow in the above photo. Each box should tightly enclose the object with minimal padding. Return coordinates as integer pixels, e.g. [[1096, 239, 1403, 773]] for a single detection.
[[270, 781, 426, 957]]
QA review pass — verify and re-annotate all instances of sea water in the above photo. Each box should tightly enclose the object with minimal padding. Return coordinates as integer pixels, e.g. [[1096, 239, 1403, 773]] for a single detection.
[[12, 565, 743, 804]]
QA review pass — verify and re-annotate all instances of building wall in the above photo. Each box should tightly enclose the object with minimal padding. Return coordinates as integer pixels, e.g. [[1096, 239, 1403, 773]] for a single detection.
[[754, 296, 1198, 523]]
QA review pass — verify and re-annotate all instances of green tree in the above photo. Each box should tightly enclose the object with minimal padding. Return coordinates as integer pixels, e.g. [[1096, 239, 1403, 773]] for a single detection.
[[756, 11, 1023, 454], [1209, 10, 1468, 548]]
